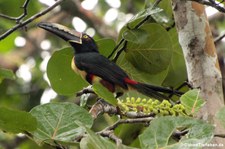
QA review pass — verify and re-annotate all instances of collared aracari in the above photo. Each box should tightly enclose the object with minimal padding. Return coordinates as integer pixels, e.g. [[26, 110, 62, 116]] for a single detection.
[[38, 22, 182, 100]]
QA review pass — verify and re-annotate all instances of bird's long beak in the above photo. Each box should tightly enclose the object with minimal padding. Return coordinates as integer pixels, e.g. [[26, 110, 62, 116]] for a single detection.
[[37, 22, 82, 44]]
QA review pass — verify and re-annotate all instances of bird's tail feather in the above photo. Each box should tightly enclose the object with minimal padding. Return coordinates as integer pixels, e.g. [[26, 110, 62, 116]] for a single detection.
[[128, 81, 183, 100]]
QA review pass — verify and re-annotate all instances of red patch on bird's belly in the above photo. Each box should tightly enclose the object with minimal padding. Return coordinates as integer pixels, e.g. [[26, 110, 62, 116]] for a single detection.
[[124, 77, 138, 85]]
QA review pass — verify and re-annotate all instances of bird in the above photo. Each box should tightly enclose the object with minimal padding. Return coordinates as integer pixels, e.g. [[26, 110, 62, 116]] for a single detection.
[[37, 22, 182, 100]]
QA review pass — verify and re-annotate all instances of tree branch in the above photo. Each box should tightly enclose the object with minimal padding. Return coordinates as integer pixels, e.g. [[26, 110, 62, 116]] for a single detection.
[[98, 117, 154, 133], [189, 0, 225, 13], [98, 130, 122, 146], [89, 99, 118, 119], [214, 32, 225, 44], [97, 117, 154, 144], [171, 0, 225, 145], [0, 0, 64, 41], [214, 134, 225, 138]]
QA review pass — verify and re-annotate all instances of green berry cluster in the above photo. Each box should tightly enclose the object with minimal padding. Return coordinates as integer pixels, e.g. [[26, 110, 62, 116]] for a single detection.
[[117, 97, 188, 116]]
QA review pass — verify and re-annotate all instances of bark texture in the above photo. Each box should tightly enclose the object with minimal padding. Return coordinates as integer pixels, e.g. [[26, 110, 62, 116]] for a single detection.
[[171, 0, 224, 146]]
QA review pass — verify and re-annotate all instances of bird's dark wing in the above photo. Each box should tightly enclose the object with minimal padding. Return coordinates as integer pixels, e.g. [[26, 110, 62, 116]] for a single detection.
[[75, 52, 129, 89]]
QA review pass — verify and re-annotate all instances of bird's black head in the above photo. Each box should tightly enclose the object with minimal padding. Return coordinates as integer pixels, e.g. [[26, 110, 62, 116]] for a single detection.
[[70, 33, 99, 54], [37, 22, 98, 54]]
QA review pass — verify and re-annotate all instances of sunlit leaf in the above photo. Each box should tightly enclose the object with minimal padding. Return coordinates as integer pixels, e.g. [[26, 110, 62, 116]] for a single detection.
[[139, 116, 214, 149], [30, 102, 93, 145], [0, 107, 37, 133], [180, 89, 205, 115]]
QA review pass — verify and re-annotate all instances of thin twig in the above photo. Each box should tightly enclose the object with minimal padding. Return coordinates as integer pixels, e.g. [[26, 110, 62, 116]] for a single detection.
[[76, 86, 95, 96], [0, 0, 30, 22], [16, 0, 30, 23], [172, 130, 189, 141], [107, 38, 125, 59], [215, 32, 225, 44], [99, 130, 122, 146], [112, 41, 127, 62], [190, 0, 225, 13], [98, 117, 154, 133], [97, 117, 154, 144], [214, 134, 225, 138], [0, 0, 64, 41]]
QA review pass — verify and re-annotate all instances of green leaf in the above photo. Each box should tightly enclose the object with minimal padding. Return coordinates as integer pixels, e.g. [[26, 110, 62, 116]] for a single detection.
[[0, 68, 15, 83], [117, 23, 173, 85], [30, 102, 93, 145], [47, 47, 88, 95], [162, 28, 187, 87], [128, 7, 162, 26], [0, 0, 41, 18], [216, 107, 225, 129], [139, 116, 214, 149], [0, 30, 18, 53], [149, 3, 173, 28], [117, 52, 168, 85], [96, 38, 116, 57], [150, 0, 172, 17], [0, 107, 37, 133], [125, 23, 173, 74], [92, 82, 117, 106], [123, 29, 149, 44], [180, 89, 205, 115]]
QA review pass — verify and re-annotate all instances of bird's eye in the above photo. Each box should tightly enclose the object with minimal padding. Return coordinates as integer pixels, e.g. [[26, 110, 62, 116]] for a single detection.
[[83, 35, 89, 39]]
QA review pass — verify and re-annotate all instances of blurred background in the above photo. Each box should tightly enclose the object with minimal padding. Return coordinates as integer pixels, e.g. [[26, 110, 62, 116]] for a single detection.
[[0, 0, 224, 148]]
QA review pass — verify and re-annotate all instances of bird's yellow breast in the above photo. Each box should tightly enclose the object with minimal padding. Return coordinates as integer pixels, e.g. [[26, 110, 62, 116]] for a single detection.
[[71, 56, 87, 79], [71, 56, 101, 83]]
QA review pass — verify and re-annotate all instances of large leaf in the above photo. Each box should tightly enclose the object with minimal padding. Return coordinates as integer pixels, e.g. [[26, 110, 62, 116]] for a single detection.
[[180, 89, 205, 115], [30, 102, 93, 145], [47, 47, 88, 95], [0, 107, 37, 133], [139, 116, 214, 149], [117, 52, 168, 85], [116, 23, 173, 85], [125, 23, 173, 74], [162, 28, 187, 87]]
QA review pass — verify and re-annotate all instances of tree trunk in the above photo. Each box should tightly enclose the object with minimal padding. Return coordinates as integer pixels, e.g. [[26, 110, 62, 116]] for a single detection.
[[171, 0, 225, 147]]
